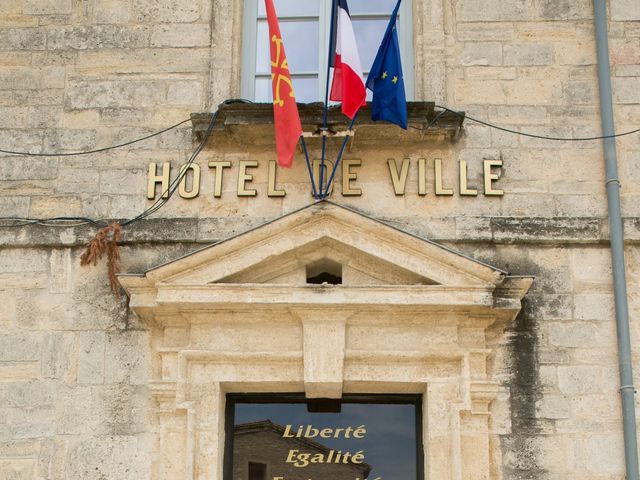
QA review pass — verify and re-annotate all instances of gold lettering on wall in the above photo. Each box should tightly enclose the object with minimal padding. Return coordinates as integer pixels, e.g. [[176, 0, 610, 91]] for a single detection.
[[268, 160, 285, 197], [313, 160, 334, 195], [483, 159, 504, 196], [208, 160, 231, 198], [144, 157, 505, 200], [388, 158, 410, 196], [147, 162, 170, 199], [434, 159, 453, 196], [237, 160, 258, 197], [418, 158, 427, 196], [459, 160, 478, 196], [342, 159, 361, 196], [178, 164, 201, 199]]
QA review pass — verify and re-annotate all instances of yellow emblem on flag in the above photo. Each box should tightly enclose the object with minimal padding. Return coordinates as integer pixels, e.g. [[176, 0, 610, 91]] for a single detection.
[[271, 35, 295, 107]]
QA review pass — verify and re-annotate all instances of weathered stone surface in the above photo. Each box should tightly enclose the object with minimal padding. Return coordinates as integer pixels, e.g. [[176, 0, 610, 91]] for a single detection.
[[65, 435, 151, 480], [537, 0, 592, 20], [56, 384, 148, 435], [48, 26, 150, 50], [0, 333, 43, 362], [0, 381, 54, 408], [104, 331, 150, 385], [166, 81, 204, 106], [491, 217, 601, 242], [132, 0, 202, 22], [0, 28, 46, 50], [459, 42, 503, 66], [557, 366, 602, 395], [504, 43, 554, 66], [0, 158, 58, 181], [457, 0, 530, 21], [65, 80, 166, 109], [611, 0, 640, 21], [77, 331, 106, 384], [574, 293, 615, 321], [0, 197, 30, 217], [42, 332, 76, 380], [535, 395, 571, 419], [562, 79, 597, 105], [8, 406, 55, 439], [43, 129, 97, 152], [91, 0, 131, 24], [613, 77, 640, 104], [75, 48, 210, 74], [150, 24, 210, 48], [0, 67, 65, 90], [23, 0, 72, 15]]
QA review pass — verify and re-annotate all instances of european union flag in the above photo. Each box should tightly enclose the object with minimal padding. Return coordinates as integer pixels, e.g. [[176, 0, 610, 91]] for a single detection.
[[366, 0, 407, 129]]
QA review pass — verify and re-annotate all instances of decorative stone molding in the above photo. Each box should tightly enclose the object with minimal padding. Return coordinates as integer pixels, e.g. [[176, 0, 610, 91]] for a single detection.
[[119, 201, 532, 480]]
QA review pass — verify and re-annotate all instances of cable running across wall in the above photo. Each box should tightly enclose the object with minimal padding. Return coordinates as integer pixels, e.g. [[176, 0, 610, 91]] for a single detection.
[[0, 104, 638, 159], [0, 102, 228, 229], [1, 100, 640, 230], [0, 119, 191, 157], [418, 105, 640, 141]]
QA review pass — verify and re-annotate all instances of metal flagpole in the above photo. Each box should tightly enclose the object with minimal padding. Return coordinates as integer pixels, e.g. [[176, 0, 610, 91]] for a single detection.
[[320, 0, 338, 198], [300, 136, 319, 199], [324, 113, 357, 196]]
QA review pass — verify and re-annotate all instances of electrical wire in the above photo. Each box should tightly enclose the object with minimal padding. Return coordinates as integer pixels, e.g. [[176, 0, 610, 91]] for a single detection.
[[120, 106, 220, 226], [3, 98, 639, 231], [413, 105, 640, 141], [0, 216, 105, 228], [0, 99, 252, 229], [0, 119, 192, 157]]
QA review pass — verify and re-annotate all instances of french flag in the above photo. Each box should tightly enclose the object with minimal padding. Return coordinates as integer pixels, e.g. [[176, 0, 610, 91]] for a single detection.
[[329, 0, 366, 119]]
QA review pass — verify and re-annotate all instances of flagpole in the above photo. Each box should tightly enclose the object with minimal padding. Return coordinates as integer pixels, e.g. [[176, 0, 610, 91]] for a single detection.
[[299, 136, 319, 198], [324, 113, 357, 197], [320, 0, 338, 198]]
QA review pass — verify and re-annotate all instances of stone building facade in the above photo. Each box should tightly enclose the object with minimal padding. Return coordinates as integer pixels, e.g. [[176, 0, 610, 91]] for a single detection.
[[1, 1, 640, 479]]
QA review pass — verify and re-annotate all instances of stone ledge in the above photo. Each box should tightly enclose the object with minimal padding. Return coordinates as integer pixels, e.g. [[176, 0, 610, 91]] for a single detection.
[[1, 216, 639, 248], [190, 101, 465, 147]]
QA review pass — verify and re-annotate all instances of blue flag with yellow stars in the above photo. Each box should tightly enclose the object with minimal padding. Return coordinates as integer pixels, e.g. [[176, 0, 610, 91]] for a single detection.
[[366, 0, 407, 129]]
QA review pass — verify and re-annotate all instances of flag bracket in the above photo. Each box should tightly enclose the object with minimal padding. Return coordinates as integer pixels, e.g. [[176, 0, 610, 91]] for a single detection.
[[302, 129, 355, 139]]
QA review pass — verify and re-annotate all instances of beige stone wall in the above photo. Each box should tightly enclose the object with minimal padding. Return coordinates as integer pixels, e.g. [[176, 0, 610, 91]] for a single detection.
[[0, 0, 638, 223], [1, 0, 640, 479]]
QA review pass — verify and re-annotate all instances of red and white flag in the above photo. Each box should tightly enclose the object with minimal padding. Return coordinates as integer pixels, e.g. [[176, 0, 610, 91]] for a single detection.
[[265, 0, 302, 168], [329, 0, 367, 119]]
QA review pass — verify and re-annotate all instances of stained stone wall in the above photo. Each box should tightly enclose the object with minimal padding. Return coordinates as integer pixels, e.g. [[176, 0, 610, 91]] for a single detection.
[[1, 0, 640, 479]]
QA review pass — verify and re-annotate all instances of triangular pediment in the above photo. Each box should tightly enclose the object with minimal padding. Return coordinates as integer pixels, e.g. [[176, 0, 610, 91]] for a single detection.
[[126, 202, 504, 288], [119, 202, 532, 321]]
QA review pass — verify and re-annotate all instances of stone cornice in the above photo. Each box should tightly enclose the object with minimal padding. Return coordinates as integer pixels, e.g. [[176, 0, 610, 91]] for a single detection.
[[190, 101, 465, 145], [3, 216, 640, 249]]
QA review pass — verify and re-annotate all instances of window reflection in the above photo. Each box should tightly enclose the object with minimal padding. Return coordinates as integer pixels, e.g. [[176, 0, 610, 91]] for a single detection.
[[256, 20, 320, 74], [252, 0, 405, 103], [256, 76, 318, 104], [230, 399, 419, 480], [352, 19, 389, 74], [349, 0, 398, 14], [258, 0, 320, 17]]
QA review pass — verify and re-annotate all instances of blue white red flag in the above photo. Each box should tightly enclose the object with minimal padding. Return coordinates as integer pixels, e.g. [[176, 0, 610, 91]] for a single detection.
[[329, 0, 367, 119]]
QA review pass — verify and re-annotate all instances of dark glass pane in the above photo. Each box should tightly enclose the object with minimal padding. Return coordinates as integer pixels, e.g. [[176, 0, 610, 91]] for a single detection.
[[258, 0, 320, 17], [231, 398, 419, 480], [248, 462, 266, 480], [256, 20, 320, 74], [349, 0, 398, 14]]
